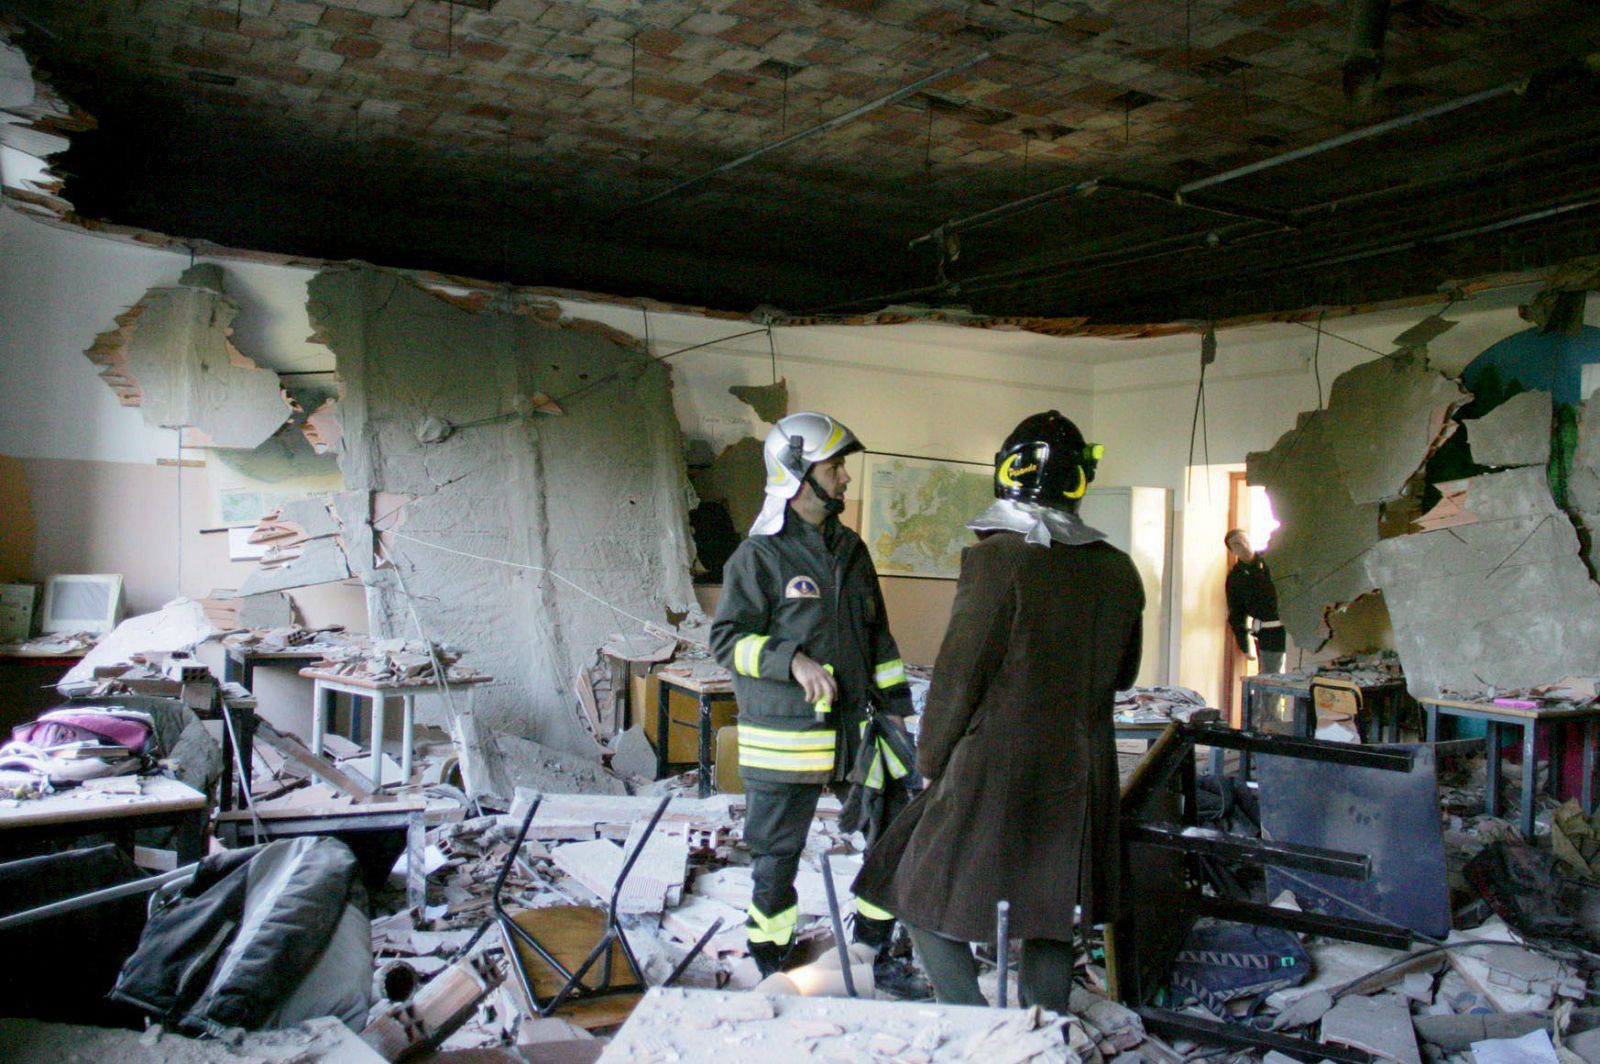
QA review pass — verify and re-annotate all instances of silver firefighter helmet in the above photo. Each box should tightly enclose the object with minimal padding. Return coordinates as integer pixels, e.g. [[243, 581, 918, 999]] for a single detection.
[[750, 412, 863, 535]]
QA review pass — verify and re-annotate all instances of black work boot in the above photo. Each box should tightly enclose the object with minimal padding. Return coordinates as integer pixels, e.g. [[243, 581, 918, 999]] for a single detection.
[[750, 940, 791, 978], [872, 947, 934, 1001], [863, 926, 932, 1000]]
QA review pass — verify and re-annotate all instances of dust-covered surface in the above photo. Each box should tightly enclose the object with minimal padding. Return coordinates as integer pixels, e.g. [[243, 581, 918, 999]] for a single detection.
[[307, 267, 699, 799], [1365, 468, 1600, 696], [1247, 409, 1382, 648], [0, 1016, 382, 1064], [83, 263, 292, 449], [597, 989, 1086, 1062], [1463, 390, 1553, 469], [1322, 353, 1467, 506]]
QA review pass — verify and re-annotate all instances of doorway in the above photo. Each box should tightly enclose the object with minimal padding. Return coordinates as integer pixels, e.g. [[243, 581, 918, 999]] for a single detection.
[[1220, 472, 1280, 723]]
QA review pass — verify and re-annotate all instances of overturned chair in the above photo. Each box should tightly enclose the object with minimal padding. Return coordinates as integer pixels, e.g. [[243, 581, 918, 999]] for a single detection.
[[492, 793, 721, 1026]]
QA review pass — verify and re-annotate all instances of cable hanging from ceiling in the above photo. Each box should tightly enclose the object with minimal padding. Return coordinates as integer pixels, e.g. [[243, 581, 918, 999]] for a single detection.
[[1185, 322, 1216, 503]]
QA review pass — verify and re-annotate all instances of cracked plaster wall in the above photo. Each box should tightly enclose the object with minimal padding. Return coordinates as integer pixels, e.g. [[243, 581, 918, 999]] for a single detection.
[[1366, 467, 1600, 695], [1245, 334, 1600, 695], [1247, 408, 1384, 648], [308, 267, 698, 794]]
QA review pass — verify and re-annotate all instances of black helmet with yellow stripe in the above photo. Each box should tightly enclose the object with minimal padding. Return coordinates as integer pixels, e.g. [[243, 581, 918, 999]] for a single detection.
[[994, 411, 1102, 513]]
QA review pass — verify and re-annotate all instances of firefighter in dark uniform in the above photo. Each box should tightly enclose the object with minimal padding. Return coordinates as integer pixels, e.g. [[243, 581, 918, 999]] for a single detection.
[[1225, 528, 1286, 675], [710, 411, 925, 996]]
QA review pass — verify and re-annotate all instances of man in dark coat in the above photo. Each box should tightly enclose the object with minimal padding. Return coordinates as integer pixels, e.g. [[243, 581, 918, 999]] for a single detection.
[[854, 411, 1143, 1011], [1225, 528, 1286, 675]]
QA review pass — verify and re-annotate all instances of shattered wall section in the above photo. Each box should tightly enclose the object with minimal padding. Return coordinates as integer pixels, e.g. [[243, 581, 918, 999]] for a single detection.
[[1366, 467, 1600, 696], [83, 263, 292, 449], [309, 267, 698, 799], [1247, 409, 1382, 648], [238, 495, 355, 596], [1564, 390, 1600, 581], [1324, 352, 1468, 505], [1464, 390, 1552, 469]]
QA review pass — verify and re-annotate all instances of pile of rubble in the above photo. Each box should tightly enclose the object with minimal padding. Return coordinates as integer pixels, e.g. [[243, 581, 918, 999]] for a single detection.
[[1281, 650, 1407, 686], [1113, 685, 1219, 725], [221, 624, 348, 652], [1439, 675, 1600, 710], [350, 780, 1167, 1061], [304, 637, 484, 686]]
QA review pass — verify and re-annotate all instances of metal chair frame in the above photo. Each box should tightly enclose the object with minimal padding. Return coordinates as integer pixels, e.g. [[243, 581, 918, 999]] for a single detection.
[[491, 793, 721, 1017]]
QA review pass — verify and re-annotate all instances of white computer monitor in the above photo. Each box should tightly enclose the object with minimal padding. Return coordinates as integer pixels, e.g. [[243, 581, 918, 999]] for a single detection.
[[40, 574, 124, 635]]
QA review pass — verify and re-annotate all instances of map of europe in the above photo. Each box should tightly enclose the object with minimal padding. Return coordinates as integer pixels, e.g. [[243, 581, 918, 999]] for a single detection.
[[863, 455, 993, 579]]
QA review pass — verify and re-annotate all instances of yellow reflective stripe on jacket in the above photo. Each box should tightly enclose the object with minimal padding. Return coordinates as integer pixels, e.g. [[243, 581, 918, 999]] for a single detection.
[[733, 634, 770, 678], [873, 658, 906, 689], [878, 736, 908, 779], [855, 897, 894, 921], [746, 903, 800, 945], [858, 720, 909, 789], [738, 723, 836, 773]]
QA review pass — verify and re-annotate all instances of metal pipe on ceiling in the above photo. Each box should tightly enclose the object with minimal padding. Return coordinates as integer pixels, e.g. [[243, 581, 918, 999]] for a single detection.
[[905, 79, 1520, 259], [1024, 194, 1600, 313], [620, 51, 991, 213], [1177, 81, 1520, 195], [907, 178, 1102, 248], [906, 176, 1288, 251]]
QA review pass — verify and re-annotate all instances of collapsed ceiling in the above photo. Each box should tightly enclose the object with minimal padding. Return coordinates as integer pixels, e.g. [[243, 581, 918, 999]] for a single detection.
[[7, 0, 1600, 321]]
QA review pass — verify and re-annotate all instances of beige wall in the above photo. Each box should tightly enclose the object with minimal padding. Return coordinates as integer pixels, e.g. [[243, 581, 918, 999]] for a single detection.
[[17, 454, 367, 629]]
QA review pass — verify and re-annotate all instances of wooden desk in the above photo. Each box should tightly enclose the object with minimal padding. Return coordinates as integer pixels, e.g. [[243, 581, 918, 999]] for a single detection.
[[655, 671, 735, 799], [222, 646, 327, 692], [0, 647, 87, 735], [216, 798, 427, 906], [1418, 695, 1600, 839], [0, 777, 207, 864], [301, 670, 491, 789]]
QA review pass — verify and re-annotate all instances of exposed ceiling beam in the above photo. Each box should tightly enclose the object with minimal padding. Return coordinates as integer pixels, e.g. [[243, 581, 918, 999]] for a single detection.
[[1177, 81, 1520, 195]]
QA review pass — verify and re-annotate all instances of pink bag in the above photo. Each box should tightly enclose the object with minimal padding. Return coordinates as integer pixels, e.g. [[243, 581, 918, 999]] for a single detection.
[[12, 708, 156, 755]]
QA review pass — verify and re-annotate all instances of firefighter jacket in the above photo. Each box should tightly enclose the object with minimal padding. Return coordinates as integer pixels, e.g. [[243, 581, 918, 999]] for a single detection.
[[710, 513, 912, 785]]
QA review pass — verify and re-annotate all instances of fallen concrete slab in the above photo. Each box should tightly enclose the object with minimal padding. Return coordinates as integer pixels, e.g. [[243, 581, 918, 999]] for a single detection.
[[1320, 995, 1422, 1064], [1465, 391, 1553, 468], [1366, 467, 1600, 695]]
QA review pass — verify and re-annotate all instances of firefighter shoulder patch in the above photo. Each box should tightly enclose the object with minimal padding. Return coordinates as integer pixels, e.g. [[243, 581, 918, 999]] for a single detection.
[[784, 575, 821, 599]]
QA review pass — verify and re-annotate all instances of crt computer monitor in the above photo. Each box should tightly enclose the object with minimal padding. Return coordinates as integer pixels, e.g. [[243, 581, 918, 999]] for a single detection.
[[40, 574, 124, 635]]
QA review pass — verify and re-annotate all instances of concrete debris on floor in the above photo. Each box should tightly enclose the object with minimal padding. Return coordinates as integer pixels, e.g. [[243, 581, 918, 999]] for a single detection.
[[6, 605, 1600, 1064], [0, 1016, 386, 1063], [299, 637, 484, 686], [597, 988, 1092, 1063]]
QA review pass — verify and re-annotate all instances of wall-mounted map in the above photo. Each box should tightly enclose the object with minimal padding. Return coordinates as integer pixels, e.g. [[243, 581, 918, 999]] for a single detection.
[[861, 453, 992, 579]]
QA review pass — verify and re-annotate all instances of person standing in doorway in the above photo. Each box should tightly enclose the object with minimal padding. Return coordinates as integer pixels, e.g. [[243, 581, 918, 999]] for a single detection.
[[1225, 528, 1286, 675], [710, 411, 927, 998]]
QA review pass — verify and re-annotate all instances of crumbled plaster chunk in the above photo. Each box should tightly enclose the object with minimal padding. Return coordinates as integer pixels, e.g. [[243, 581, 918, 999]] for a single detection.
[[1464, 390, 1552, 468]]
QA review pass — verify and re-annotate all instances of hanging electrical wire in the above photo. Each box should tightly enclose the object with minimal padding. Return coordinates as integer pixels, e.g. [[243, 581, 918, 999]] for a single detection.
[[549, 325, 772, 409], [1185, 323, 1216, 503], [1312, 310, 1325, 409], [175, 430, 184, 601]]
